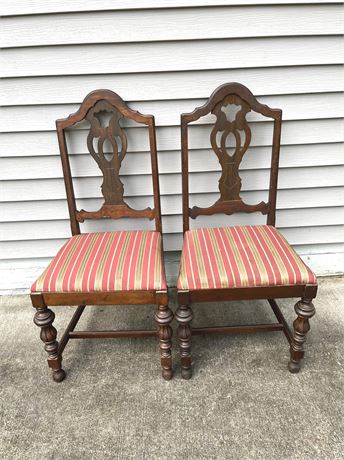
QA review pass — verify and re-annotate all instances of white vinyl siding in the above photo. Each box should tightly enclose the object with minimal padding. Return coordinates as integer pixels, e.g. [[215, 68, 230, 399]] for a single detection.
[[1, 1, 343, 292]]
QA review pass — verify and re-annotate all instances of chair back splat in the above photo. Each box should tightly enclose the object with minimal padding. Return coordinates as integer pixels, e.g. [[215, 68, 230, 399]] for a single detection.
[[56, 89, 162, 235], [181, 82, 282, 233]]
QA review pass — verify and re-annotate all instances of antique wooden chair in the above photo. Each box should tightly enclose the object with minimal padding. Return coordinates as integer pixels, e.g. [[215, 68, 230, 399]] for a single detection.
[[31, 90, 173, 381], [176, 82, 317, 379]]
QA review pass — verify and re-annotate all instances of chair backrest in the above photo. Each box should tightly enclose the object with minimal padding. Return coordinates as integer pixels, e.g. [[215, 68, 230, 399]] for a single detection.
[[181, 82, 282, 233], [56, 89, 162, 235]]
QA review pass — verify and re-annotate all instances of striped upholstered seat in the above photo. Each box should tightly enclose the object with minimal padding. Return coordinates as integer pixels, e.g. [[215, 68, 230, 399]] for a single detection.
[[32, 230, 166, 293], [177, 225, 316, 290]]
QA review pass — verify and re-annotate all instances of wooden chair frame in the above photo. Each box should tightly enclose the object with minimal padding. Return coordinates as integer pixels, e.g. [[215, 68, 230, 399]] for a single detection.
[[31, 90, 173, 382], [176, 82, 317, 379]]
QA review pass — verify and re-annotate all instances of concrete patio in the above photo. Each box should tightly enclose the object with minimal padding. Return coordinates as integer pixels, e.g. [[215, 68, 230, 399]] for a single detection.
[[0, 277, 343, 459]]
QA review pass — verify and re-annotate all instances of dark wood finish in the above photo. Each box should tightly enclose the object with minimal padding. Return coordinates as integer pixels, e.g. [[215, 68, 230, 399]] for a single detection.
[[268, 299, 292, 344], [58, 305, 86, 354], [189, 200, 269, 220], [175, 303, 193, 380], [41, 290, 167, 307], [76, 205, 155, 222], [288, 297, 316, 373], [187, 284, 316, 303], [178, 82, 317, 378], [181, 82, 282, 232], [155, 302, 174, 380], [69, 330, 157, 339], [56, 89, 162, 232], [85, 100, 128, 207], [32, 90, 170, 381], [33, 305, 66, 382]]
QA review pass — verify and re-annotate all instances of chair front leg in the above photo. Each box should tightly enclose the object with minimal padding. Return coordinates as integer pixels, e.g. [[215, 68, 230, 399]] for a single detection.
[[155, 304, 173, 380], [33, 304, 66, 382], [176, 303, 193, 379], [288, 297, 315, 373]]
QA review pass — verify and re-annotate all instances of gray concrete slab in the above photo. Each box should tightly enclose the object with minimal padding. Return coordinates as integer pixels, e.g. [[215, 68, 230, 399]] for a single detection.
[[0, 277, 343, 459]]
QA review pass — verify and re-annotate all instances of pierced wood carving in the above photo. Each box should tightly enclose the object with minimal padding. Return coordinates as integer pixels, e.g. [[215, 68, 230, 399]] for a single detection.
[[76, 100, 154, 221], [189, 93, 268, 218], [211, 94, 251, 201], [86, 100, 128, 206]]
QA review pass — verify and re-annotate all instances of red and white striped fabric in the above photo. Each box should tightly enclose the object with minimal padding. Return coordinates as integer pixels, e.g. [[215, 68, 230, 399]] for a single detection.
[[31, 231, 166, 293], [177, 225, 316, 290]]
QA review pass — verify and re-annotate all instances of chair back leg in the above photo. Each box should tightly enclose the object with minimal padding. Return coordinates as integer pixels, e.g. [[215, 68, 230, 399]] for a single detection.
[[155, 303, 174, 380], [176, 293, 193, 379], [32, 303, 66, 382], [288, 297, 316, 373]]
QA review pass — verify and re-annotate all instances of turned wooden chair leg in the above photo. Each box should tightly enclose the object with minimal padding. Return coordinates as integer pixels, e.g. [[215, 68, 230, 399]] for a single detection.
[[33, 306, 66, 382], [288, 297, 316, 373], [155, 304, 173, 380], [176, 303, 193, 379]]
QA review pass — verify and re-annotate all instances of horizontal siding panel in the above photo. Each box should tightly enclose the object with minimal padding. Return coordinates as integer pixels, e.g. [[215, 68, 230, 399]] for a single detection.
[[2, 207, 344, 241], [293, 243, 344, 256], [2, 5, 343, 48], [2, 92, 344, 132], [2, 143, 343, 180], [2, 187, 344, 223], [1, 225, 343, 259], [2, 65, 342, 106], [2, 167, 343, 202], [3, 0, 342, 16], [1, 0, 342, 16], [1, 120, 343, 158], [2, 36, 343, 78]]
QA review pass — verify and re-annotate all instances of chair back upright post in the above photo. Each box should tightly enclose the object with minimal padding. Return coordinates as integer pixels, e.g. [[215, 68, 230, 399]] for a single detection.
[[266, 115, 282, 226], [181, 82, 282, 233], [55, 89, 163, 236], [148, 121, 162, 234], [56, 127, 80, 235]]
